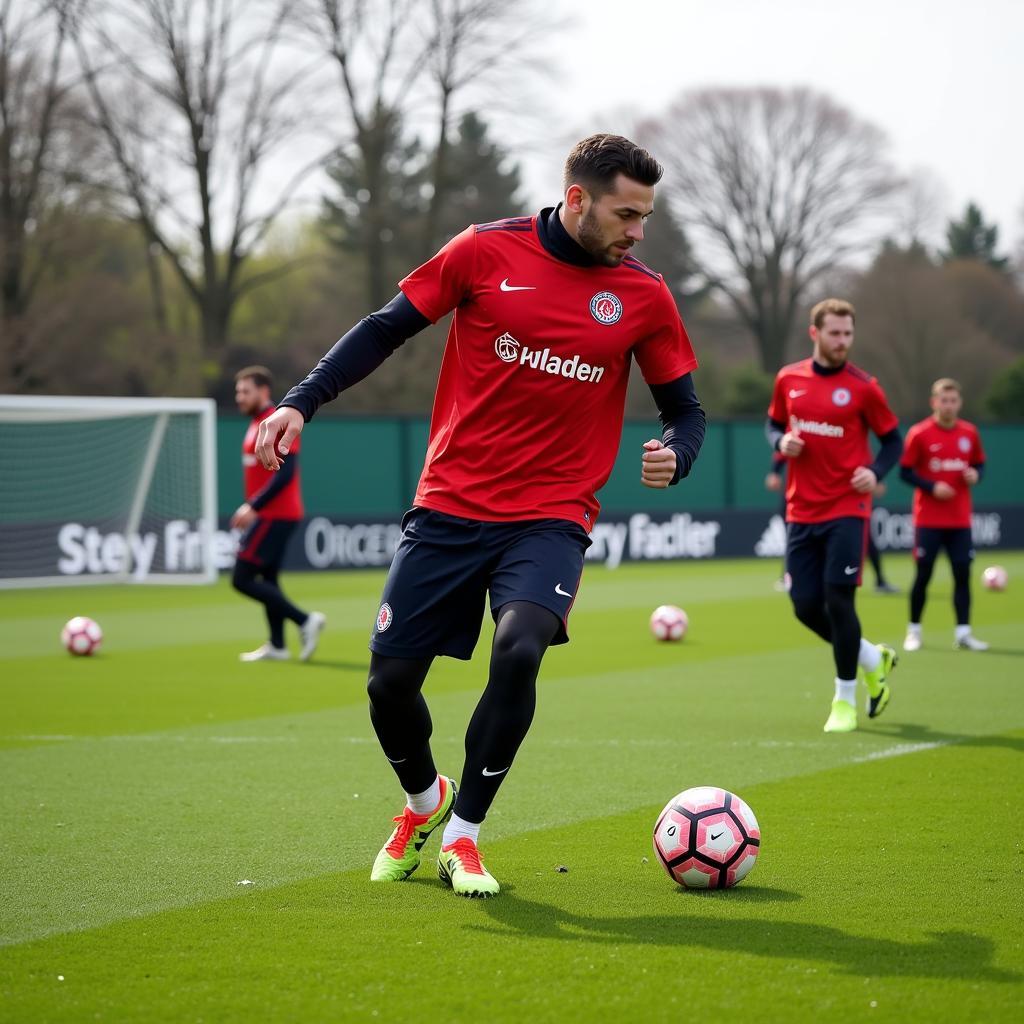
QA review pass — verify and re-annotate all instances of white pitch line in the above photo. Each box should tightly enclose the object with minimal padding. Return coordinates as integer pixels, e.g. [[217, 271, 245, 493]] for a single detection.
[[851, 740, 950, 763]]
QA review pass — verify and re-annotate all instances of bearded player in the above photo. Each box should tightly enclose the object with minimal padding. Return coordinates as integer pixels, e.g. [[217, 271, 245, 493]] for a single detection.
[[767, 299, 902, 733], [255, 135, 706, 897], [900, 378, 988, 652]]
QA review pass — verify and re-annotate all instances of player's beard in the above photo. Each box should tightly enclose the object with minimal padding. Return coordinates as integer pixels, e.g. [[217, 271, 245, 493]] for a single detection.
[[577, 208, 630, 267]]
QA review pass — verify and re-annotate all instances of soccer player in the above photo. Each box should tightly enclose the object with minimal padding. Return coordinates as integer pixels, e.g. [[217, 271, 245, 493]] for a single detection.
[[255, 135, 706, 897], [766, 299, 902, 733], [899, 378, 988, 652], [232, 366, 325, 662]]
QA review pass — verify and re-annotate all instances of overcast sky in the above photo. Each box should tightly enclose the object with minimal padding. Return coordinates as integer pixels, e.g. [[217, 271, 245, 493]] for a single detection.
[[518, 0, 1022, 250]]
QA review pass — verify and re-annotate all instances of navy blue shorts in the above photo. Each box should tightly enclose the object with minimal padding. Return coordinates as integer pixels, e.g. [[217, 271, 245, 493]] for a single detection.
[[237, 517, 297, 570], [370, 508, 592, 660], [786, 517, 869, 600], [914, 526, 974, 566]]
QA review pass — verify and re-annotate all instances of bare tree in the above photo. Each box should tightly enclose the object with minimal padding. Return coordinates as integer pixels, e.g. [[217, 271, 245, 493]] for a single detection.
[[417, 0, 550, 255], [0, 0, 83, 387], [644, 87, 902, 372], [296, 0, 428, 308], [72, 0, 321, 356]]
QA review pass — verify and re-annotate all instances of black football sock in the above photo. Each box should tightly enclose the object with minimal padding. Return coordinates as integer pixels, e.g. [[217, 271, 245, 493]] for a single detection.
[[367, 653, 437, 795], [909, 558, 936, 624], [824, 583, 860, 681], [454, 601, 560, 824], [952, 561, 972, 625]]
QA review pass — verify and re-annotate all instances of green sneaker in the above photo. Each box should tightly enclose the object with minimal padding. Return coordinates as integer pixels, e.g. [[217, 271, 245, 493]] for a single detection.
[[370, 776, 457, 882], [437, 838, 500, 898], [861, 644, 896, 719], [823, 698, 857, 733]]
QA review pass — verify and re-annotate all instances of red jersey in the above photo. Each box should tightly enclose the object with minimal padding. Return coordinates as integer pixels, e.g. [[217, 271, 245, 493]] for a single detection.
[[901, 417, 984, 528], [242, 405, 304, 520], [398, 216, 698, 530], [767, 359, 899, 524]]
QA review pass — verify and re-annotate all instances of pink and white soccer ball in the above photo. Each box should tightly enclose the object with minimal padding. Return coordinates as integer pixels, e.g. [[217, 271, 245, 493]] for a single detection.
[[982, 565, 1008, 591], [650, 604, 688, 642], [653, 786, 761, 889], [61, 616, 103, 656]]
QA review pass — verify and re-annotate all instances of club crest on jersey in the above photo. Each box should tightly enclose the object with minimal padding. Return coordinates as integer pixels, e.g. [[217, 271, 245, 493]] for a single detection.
[[832, 387, 851, 406], [494, 332, 520, 362], [590, 291, 622, 325], [376, 603, 393, 632], [958, 436, 971, 453]]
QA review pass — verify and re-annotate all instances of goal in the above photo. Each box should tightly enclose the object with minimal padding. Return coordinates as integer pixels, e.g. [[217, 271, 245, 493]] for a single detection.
[[0, 395, 218, 587]]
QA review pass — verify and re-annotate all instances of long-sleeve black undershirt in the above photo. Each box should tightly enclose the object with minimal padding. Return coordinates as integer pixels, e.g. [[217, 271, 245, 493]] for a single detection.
[[650, 375, 706, 484], [900, 462, 984, 493], [249, 449, 298, 511]]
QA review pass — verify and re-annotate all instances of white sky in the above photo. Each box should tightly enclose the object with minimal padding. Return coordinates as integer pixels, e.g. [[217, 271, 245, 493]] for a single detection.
[[518, 0, 1023, 250]]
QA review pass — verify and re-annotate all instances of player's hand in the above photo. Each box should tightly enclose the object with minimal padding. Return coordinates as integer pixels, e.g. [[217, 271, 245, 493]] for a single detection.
[[256, 406, 304, 470], [779, 432, 804, 457], [764, 472, 782, 493], [933, 481, 956, 501], [962, 467, 979, 486], [231, 503, 256, 529], [850, 466, 878, 493], [873, 481, 887, 498], [641, 439, 677, 489]]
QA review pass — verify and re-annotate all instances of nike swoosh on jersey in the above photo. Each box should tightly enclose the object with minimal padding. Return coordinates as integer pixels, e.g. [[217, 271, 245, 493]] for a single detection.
[[499, 278, 536, 292], [482, 766, 510, 776], [788, 389, 807, 398], [554, 583, 573, 597], [929, 444, 943, 451]]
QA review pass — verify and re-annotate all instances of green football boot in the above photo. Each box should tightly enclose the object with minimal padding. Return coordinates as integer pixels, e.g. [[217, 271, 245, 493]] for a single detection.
[[370, 776, 457, 882], [860, 643, 896, 719], [823, 698, 857, 733], [437, 838, 500, 898]]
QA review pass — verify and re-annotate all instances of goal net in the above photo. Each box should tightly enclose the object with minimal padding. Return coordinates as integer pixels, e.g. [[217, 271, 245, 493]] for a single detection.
[[0, 396, 217, 587]]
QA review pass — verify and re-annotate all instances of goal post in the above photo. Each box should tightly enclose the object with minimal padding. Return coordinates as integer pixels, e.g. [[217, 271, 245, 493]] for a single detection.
[[0, 395, 218, 587]]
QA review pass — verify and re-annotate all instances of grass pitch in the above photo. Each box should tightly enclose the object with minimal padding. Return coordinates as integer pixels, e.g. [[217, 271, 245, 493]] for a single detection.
[[1, 554, 1022, 1022]]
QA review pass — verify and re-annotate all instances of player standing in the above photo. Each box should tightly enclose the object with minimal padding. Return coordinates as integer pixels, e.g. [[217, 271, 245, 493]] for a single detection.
[[767, 299, 902, 733], [232, 366, 325, 662], [256, 135, 706, 897], [899, 378, 988, 652]]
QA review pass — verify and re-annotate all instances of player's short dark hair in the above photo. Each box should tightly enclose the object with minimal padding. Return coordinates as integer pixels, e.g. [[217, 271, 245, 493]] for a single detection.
[[563, 134, 663, 196], [810, 298, 856, 329], [235, 365, 273, 389]]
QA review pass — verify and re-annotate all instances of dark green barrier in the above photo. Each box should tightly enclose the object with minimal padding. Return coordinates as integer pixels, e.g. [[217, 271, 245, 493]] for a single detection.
[[218, 415, 1024, 518]]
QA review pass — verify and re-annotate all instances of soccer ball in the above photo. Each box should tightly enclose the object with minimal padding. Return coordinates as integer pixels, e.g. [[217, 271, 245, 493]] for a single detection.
[[61, 616, 103, 656], [653, 786, 760, 889], [650, 604, 688, 642], [982, 565, 1008, 591]]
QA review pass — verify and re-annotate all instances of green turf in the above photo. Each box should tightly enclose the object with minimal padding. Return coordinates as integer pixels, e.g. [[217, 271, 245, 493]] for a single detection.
[[1, 554, 1022, 1022]]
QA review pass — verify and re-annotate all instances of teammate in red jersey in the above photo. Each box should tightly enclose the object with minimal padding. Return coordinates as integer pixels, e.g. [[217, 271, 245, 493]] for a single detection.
[[255, 135, 706, 897], [899, 378, 988, 652], [232, 366, 325, 662], [767, 299, 902, 733]]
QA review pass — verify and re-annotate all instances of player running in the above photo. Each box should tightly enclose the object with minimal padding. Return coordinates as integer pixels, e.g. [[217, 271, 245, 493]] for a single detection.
[[766, 299, 902, 733], [255, 135, 705, 898], [232, 366, 325, 662], [899, 378, 988, 652]]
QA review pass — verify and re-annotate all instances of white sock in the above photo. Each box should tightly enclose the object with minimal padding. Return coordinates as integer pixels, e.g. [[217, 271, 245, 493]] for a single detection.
[[954, 624, 971, 641], [442, 813, 481, 848], [405, 775, 441, 817], [858, 638, 881, 672], [907, 622, 921, 634], [835, 678, 857, 706]]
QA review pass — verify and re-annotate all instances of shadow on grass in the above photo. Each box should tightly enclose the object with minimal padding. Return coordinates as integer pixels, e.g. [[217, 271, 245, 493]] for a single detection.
[[861, 721, 1024, 754], [471, 889, 1020, 982]]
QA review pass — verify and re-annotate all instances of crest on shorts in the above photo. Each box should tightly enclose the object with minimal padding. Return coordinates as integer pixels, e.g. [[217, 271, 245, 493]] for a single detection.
[[376, 603, 393, 632], [832, 387, 851, 406], [958, 436, 971, 453], [590, 291, 622, 325]]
